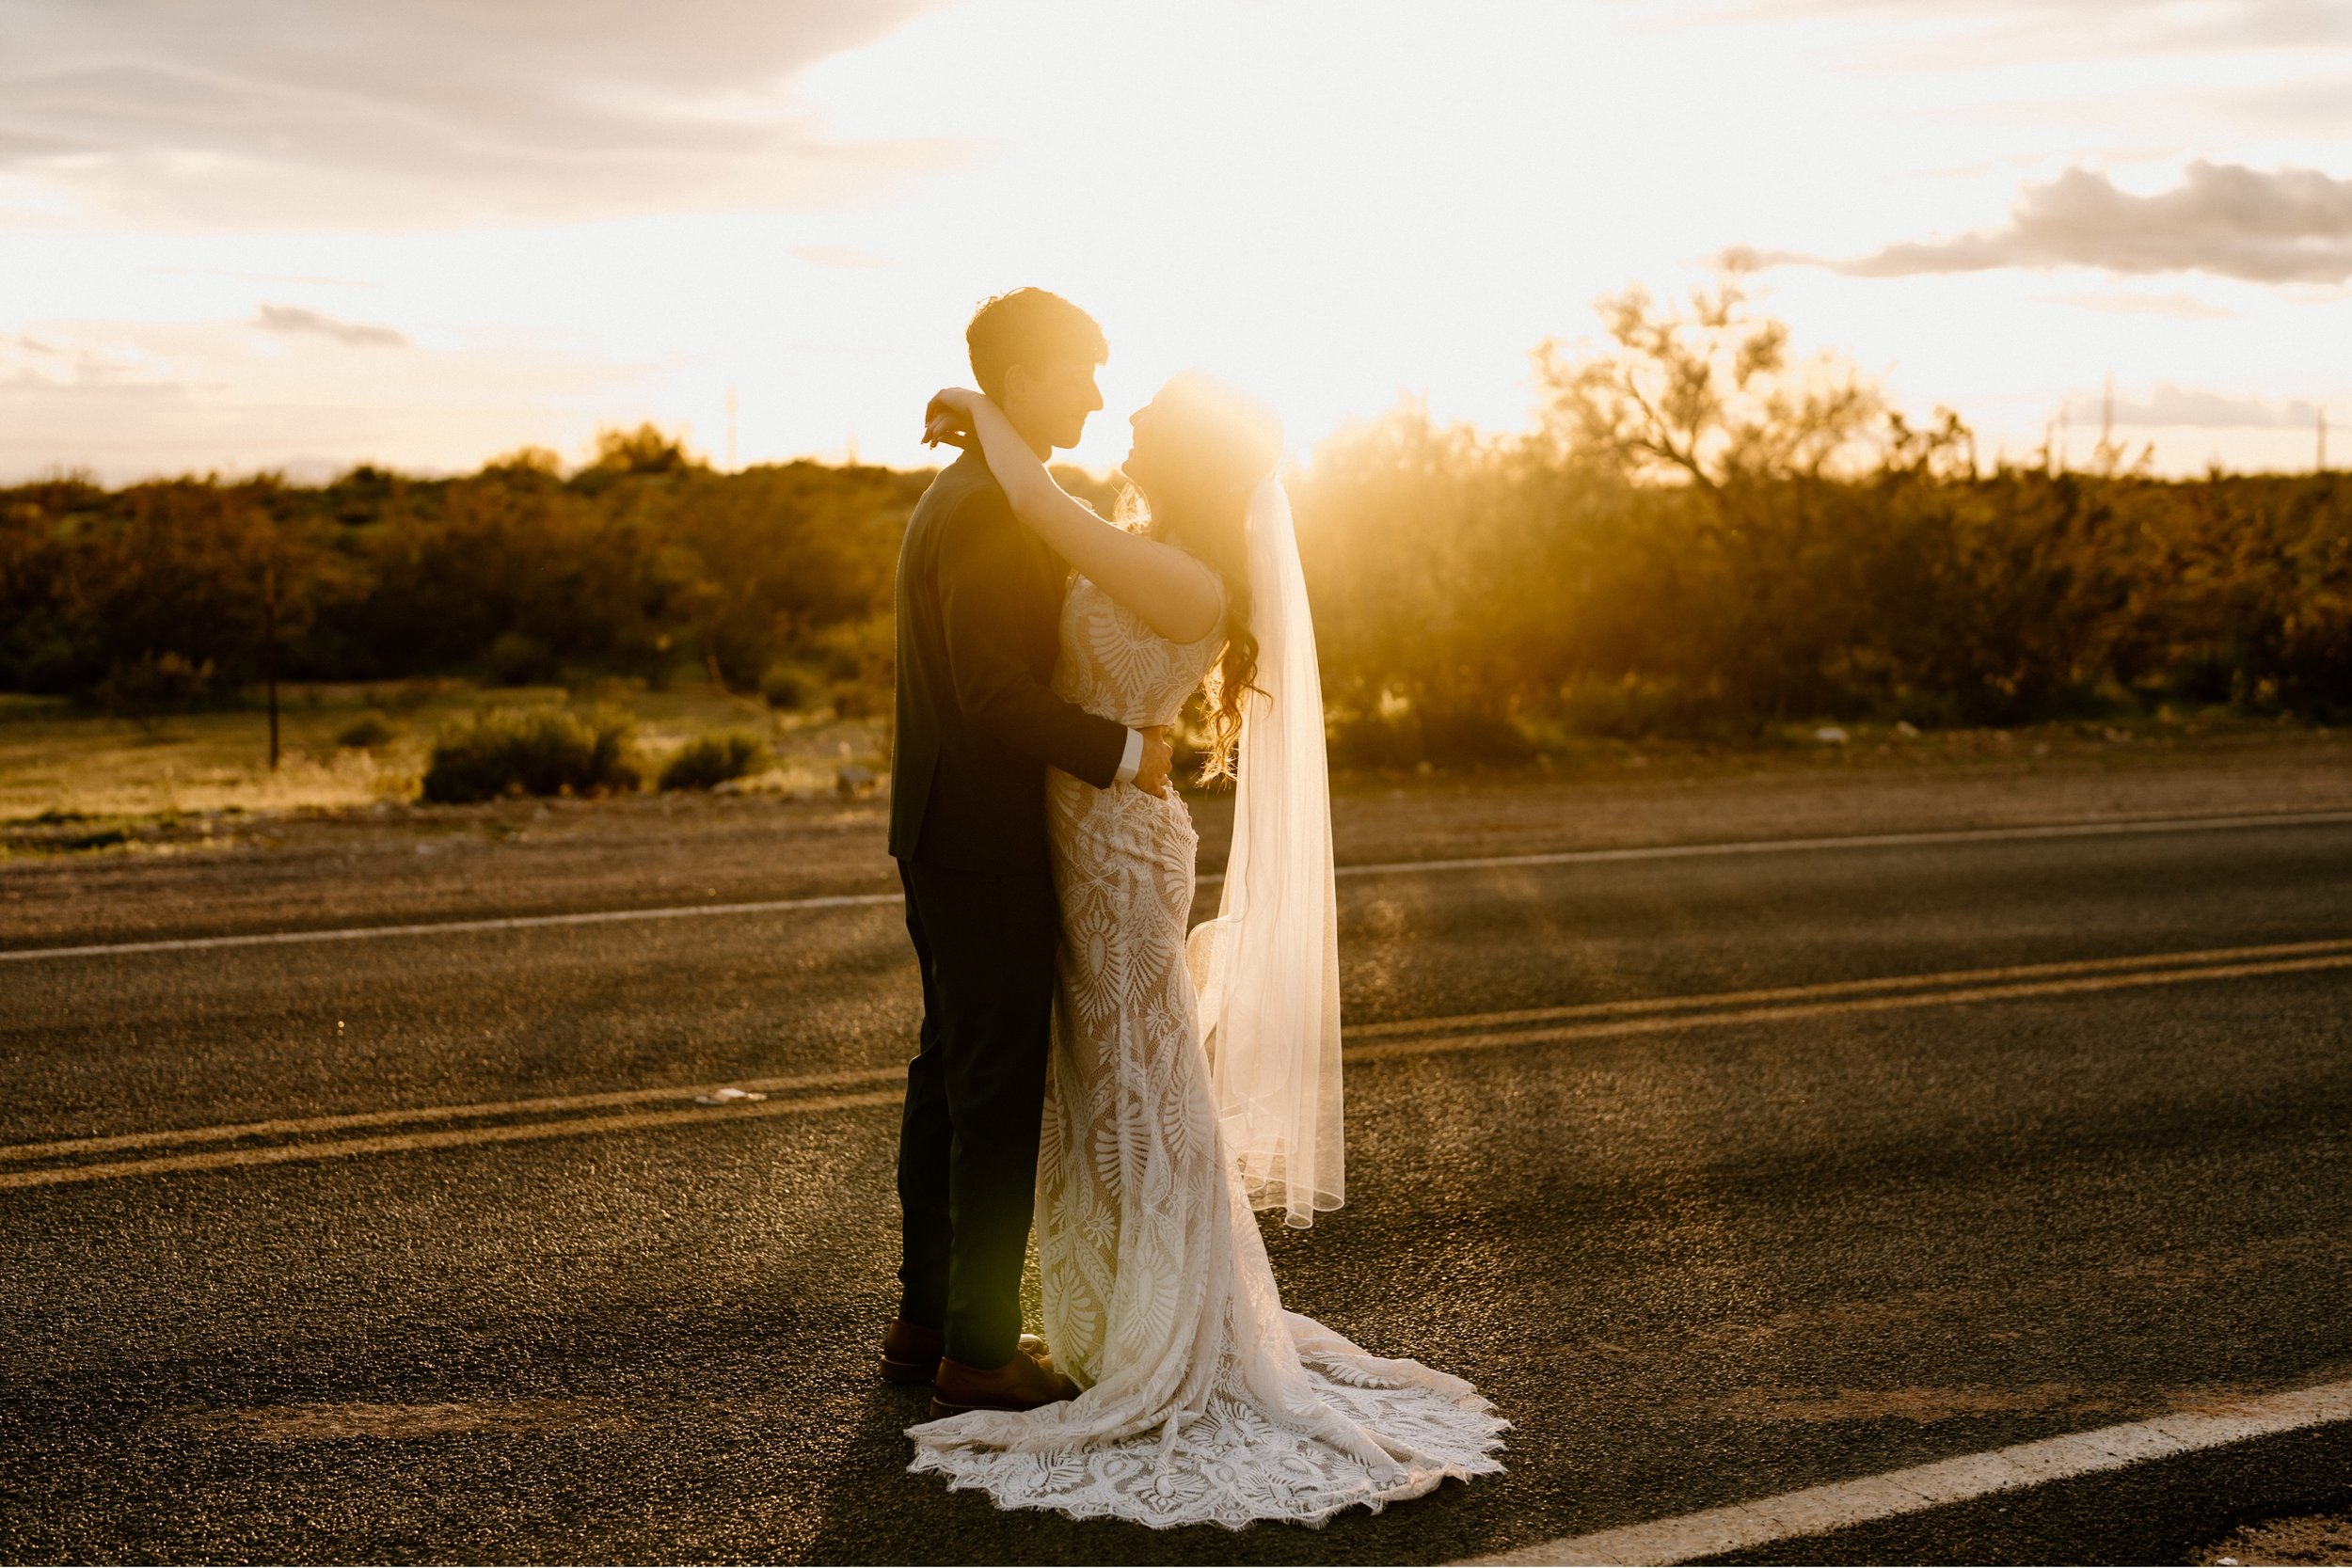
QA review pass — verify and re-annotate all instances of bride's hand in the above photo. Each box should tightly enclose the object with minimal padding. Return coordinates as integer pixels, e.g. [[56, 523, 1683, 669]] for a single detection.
[[922, 387, 980, 451]]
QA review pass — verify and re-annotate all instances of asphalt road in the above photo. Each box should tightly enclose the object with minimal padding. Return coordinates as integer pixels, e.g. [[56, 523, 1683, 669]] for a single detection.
[[5, 811, 2351, 1563]]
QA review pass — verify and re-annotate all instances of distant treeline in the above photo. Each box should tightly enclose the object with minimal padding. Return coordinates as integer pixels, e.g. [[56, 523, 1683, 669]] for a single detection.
[[0, 428, 934, 720], [4, 275, 2346, 757], [1295, 411, 2351, 760]]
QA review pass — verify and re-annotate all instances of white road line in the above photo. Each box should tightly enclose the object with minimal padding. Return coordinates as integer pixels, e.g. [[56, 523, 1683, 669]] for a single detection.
[[1462, 1377, 2352, 1567], [0, 892, 904, 962], [7, 809, 2349, 964]]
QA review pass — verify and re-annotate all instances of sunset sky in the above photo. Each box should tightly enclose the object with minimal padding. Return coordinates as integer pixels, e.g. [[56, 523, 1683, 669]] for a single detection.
[[3, 0, 2346, 483]]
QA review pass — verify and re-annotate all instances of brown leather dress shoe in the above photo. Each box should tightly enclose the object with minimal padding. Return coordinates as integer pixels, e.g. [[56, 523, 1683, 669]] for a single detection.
[[929, 1345, 1079, 1418], [879, 1318, 944, 1385], [882, 1321, 1056, 1386]]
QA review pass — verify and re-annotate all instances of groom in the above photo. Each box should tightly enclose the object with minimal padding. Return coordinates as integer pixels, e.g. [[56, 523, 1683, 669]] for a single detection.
[[882, 289, 1174, 1416]]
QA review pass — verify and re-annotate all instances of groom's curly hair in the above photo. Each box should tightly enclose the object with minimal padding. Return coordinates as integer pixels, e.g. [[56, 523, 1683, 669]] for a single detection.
[[966, 289, 1108, 402]]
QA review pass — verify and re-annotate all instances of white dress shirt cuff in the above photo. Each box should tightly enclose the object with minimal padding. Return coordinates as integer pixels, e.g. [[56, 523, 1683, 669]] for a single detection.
[[1113, 728, 1145, 785]]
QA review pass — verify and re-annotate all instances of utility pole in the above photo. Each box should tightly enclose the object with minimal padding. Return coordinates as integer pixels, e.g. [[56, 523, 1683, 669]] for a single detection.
[[262, 563, 280, 772], [2099, 372, 2116, 471]]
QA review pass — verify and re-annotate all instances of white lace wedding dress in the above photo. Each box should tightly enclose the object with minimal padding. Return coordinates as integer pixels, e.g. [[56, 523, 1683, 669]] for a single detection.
[[906, 577, 1507, 1529]]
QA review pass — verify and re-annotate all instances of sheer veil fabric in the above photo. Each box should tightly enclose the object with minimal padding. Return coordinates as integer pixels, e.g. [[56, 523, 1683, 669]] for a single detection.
[[905, 475, 1505, 1529], [1185, 478, 1344, 1228]]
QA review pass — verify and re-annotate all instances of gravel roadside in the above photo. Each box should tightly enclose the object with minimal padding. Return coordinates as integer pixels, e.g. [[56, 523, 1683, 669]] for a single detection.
[[5, 728, 2347, 949]]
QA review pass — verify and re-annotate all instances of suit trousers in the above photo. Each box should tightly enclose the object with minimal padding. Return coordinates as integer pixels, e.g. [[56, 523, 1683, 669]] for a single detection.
[[894, 855, 1060, 1368]]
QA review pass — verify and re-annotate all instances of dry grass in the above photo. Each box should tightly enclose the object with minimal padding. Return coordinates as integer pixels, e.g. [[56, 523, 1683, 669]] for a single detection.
[[0, 684, 889, 824]]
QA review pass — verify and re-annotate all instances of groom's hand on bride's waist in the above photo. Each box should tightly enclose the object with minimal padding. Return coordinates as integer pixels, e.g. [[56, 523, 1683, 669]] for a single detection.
[[1133, 725, 1174, 797]]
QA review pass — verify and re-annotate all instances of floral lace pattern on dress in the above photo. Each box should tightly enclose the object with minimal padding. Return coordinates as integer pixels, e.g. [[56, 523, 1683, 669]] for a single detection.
[[905, 576, 1507, 1530]]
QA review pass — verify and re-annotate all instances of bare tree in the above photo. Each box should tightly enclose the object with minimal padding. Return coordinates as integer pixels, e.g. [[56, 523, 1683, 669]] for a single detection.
[[1535, 259, 1884, 505]]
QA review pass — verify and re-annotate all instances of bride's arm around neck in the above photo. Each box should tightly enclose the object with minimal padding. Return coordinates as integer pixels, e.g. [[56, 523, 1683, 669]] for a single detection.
[[935, 388, 1223, 645]]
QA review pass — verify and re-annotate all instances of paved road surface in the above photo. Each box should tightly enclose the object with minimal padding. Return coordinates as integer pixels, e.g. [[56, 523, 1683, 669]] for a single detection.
[[5, 812, 2351, 1562]]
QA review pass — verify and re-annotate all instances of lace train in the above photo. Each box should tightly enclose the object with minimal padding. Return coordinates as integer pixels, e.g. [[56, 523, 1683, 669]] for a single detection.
[[909, 1314, 1507, 1530]]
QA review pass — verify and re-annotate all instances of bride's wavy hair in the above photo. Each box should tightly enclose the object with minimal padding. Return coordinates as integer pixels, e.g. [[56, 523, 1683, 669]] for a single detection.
[[1118, 372, 1283, 784]]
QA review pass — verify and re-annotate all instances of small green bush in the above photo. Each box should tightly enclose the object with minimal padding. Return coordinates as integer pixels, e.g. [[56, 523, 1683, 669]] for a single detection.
[[830, 681, 882, 720], [374, 678, 453, 713], [759, 663, 814, 710], [580, 674, 645, 707], [421, 705, 639, 803], [485, 631, 559, 688], [336, 712, 398, 750], [1327, 701, 1534, 768], [1554, 677, 1749, 743], [90, 651, 215, 715], [659, 729, 770, 792]]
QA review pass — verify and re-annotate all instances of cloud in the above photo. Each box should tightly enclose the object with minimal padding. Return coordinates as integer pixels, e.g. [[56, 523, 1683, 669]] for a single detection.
[[2215, 74, 2352, 134], [2045, 291, 2234, 319], [1713, 3, 2352, 137], [0, 0, 948, 227], [2066, 384, 2320, 429], [1724, 0, 2352, 61], [1788, 161, 2352, 284], [0, 325, 189, 399], [254, 305, 408, 349], [0, 313, 650, 483]]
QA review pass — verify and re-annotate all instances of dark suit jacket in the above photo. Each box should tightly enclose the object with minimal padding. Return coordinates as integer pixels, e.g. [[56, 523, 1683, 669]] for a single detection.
[[888, 451, 1128, 873]]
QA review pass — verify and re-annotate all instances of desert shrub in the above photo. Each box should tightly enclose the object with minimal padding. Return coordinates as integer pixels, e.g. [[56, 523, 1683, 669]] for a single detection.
[[1327, 700, 1537, 768], [1325, 711, 1422, 770], [336, 712, 398, 750], [1555, 676, 1753, 741], [579, 674, 645, 707], [794, 613, 895, 717], [485, 631, 560, 688], [759, 662, 815, 710], [830, 681, 882, 719], [659, 729, 770, 792], [375, 678, 453, 712], [90, 651, 215, 716], [421, 705, 639, 802], [1419, 706, 1537, 763]]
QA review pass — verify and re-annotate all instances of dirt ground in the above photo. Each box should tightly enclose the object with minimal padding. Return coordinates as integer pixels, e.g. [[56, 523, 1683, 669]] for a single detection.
[[5, 723, 2345, 949], [0, 684, 890, 821]]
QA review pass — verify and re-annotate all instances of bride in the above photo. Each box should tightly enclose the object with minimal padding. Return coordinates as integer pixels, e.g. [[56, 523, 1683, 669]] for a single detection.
[[905, 372, 1506, 1529]]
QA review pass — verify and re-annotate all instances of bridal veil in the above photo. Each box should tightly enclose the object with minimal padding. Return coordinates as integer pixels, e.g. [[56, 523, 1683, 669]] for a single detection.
[[1184, 476, 1344, 1228]]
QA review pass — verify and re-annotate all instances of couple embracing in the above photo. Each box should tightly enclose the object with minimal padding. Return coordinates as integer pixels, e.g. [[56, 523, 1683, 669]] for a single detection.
[[883, 288, 1505, 1529]]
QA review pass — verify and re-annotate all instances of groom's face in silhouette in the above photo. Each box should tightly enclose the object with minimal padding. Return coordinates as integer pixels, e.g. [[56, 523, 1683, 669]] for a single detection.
[[1000, 356, 1104, 454]]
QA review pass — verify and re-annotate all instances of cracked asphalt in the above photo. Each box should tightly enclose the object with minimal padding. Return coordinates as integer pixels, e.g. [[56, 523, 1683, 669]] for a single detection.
[[3, 784, 2350, 1564]]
